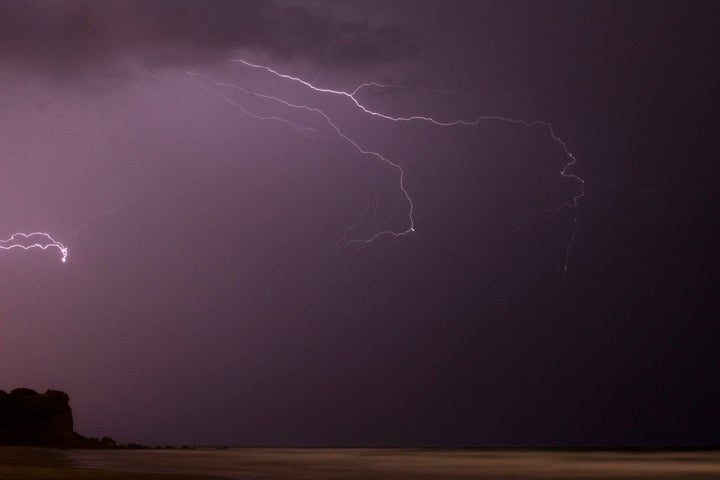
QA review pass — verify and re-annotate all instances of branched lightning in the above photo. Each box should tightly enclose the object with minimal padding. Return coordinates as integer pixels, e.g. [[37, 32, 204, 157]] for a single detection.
[[3, 59, 583, 271], [0, 232, 68, 263], [0, 201, 128, 265], [186, 72, 319, 138], [187, 70, 416, 246], [190, 58, 585, 273]]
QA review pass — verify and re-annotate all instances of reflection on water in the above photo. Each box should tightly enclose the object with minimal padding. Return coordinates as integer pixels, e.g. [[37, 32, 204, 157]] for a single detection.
[[66, 448, 720, 479]]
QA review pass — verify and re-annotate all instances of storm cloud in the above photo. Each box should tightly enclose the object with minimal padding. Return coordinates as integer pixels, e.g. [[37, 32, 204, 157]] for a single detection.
[[0, 0, 421, 78]]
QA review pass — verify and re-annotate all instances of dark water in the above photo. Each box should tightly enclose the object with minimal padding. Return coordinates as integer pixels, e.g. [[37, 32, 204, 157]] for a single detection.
[[66, 448, 720, 479]]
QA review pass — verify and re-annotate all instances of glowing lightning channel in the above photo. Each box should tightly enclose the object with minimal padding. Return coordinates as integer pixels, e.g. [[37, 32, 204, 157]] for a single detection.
[[0, 232, 68, 263], [186, 71, 319, 139], [187, 71, 416, 246], [0, 201, 129, 265], [232, 58, 584, 207], [193, 58, 585, 272]]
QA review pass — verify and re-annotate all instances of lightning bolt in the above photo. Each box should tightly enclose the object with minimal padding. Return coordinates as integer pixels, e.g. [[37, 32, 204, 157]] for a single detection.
[[0, 201, 128, 265], [190, 58, 585, 274], [2, 61, 584, 274], [187, 70, 416, 246], [0, 232, 68, 263]]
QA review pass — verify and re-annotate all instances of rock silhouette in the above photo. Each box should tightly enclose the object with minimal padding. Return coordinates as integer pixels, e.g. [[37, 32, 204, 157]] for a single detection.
[[0, 388, 115, 448]]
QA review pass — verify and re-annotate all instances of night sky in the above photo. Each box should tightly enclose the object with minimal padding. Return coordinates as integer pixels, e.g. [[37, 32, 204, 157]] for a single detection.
[[1, 1, 717, 447]]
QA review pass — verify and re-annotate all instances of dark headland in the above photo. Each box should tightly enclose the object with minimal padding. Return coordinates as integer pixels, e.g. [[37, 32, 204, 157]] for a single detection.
[[0, 388, 118, 449]]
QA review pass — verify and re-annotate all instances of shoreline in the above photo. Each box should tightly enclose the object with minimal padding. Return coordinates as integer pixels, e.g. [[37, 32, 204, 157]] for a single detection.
[[3, 446, 720, 479]]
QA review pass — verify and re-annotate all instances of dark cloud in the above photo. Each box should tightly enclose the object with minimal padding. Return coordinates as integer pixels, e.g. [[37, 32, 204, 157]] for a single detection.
[[0, 0, 421, 78]]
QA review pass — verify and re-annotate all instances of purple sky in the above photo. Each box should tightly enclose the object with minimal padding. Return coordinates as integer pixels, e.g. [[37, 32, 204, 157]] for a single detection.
[[1, 1, 717, 447]]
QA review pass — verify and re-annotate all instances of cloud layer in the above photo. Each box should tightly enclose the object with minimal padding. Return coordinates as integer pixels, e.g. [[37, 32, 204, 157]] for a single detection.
[[0, 0, 421, 78]]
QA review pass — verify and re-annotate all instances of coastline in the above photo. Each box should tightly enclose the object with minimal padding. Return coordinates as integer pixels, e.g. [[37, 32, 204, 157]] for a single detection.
[[9, 447, 720, 480], [4, 446, 720, 479]]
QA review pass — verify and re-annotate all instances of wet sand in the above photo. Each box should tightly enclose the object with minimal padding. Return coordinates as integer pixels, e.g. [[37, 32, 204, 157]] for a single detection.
[[0, 446, 222, 480], [63, 448, 720, 479]]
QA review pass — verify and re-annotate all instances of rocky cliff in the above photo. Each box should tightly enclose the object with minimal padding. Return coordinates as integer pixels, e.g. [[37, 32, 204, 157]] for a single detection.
[[0, 388, 113, 448]]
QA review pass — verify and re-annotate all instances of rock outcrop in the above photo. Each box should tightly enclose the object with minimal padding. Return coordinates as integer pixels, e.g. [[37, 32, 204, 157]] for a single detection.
[[0, 388, 109, 448]]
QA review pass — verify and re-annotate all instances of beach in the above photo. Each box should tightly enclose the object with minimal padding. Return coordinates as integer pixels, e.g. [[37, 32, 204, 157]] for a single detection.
[[4, 447, 720, 479]]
